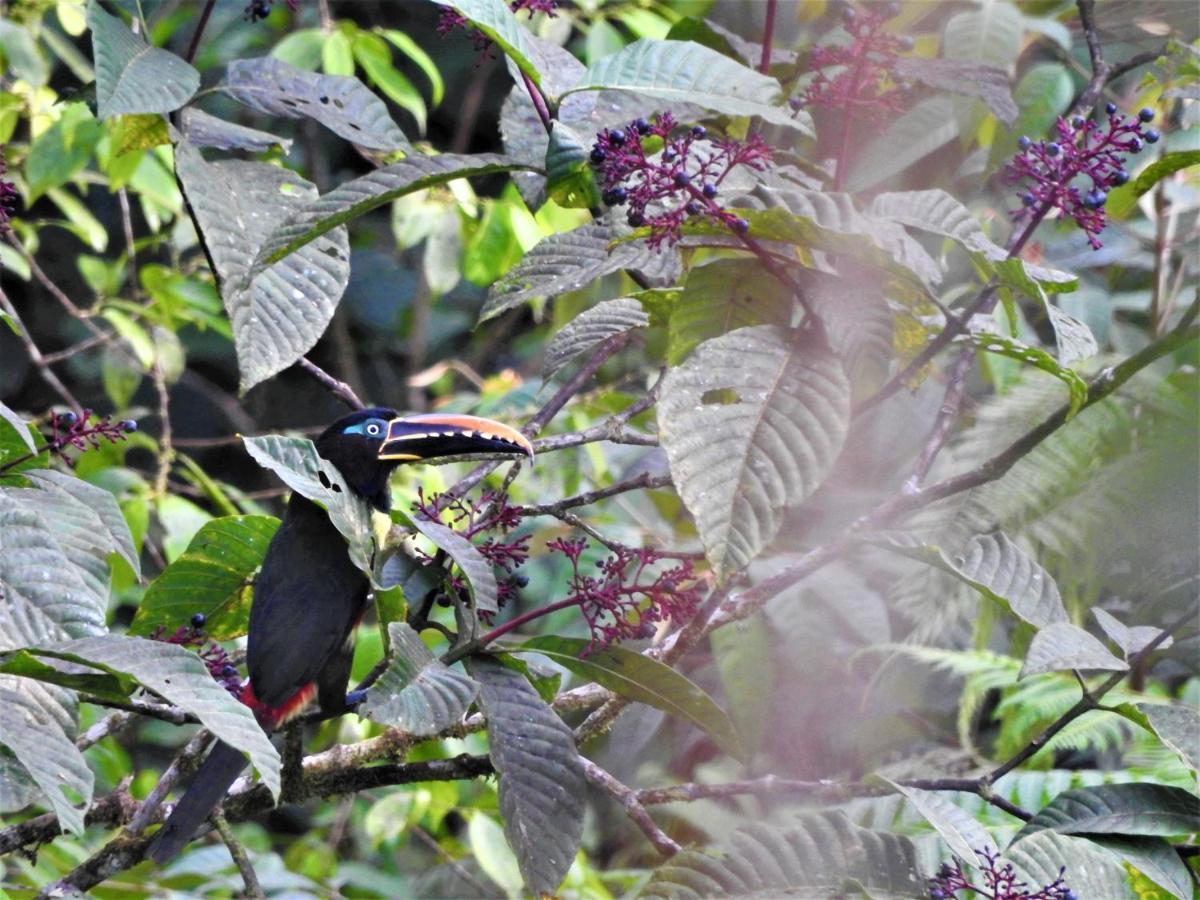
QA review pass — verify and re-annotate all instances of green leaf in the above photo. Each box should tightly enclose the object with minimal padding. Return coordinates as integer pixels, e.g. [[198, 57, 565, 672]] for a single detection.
[[107, 113, 169, 155], [360, 622, 479, 735], [1107, 150, 1200, 218], [1020, 622, 1129, 679], [352, 31, 427, 134], [669, 259, 793, 365], [242, 435, 375, 575], [0, 648, 133, 701], [0, 401, 36, 453], [432, 0, 542, 90], [872, 532, 1067, 629], [1006, 831, 1134, 897], [1088, 835, 1193, 900], [467, 655, 585, 896], [221, 56, 408, 152], [380, 29, 444, 106], [514, 635, 744, 760], [483, 222, 680, 322], [639, 811, 923, 898], [566, 39, 811, 134], [880, 778, 993, 866], [709, 614, 771, 757], [963, 330, 1089, 418], [544, 121, 601, 209], [0, 20, 49, 87], [24, 103, 101, 201], [29, 635, 281, 799], [174, 141, 351, 392], [658, 325, 851, 575], [22, 469, 140, 577], [1013, 783, 1200, 841], [848, 97, 959, 192], [179, 107, 292, 154], [87, 2, 199, 120], [893, 57, 1017, 124], [130, 515, 279, 640], [995, 63, 1071, 164], [392, 508, 499, 615], [943, 2, 1024, 71], [1113, 702, 1200, 775], [542, 297, 649, 380], [0, 687, 93, 834], [253, 154, 528, 271]]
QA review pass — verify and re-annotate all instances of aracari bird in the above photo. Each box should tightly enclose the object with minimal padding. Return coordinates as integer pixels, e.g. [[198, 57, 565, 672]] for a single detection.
[[149, 408, 532, 863]]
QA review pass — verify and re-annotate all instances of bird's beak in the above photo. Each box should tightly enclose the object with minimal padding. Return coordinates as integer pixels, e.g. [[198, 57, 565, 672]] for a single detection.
[[378, 413, 534, 463]]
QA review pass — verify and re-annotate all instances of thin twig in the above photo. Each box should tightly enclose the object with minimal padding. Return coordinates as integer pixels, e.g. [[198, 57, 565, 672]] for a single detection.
[[125, 730, 213, 836], [296, 356, 365, 410], [182, 0, 216, 65], [0, 287, 83, 412], [581, 759, 680, 857], [152, 357, 173, 497], [213, 813, 265, 899]]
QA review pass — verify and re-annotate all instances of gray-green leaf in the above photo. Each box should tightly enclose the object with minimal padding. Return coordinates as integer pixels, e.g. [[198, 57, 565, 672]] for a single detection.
[[392, 509, 499, 615], [1006, 831, 1133, 898], [880, 778, 993, 867], [658, 325, 850, 575], [542, 297, 649, 380], [179, 107, 292, 154], [1013, 782, 1200, 841], [1020, 622, 1128, 678], [87, 2, 199, 120]]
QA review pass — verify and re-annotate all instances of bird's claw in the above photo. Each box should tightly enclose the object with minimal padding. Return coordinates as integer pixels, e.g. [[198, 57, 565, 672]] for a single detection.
[[344, 689, 367, 710]]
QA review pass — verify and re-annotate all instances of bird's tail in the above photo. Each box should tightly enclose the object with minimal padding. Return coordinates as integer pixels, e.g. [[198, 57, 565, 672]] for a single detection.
[[149, 740, 248, 864]]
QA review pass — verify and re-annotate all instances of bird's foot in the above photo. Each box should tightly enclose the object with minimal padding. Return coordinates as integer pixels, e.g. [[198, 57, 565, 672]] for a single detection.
[[344, 689, 367, 710]]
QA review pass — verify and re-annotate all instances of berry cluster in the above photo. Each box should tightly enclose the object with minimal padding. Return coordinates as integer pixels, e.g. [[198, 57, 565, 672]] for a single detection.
[[437, 0, 557, 53], [1006, 105, 1159, 249], [590, 114, 772, 249], [413, 488, 531, 614], [928, 849, 1074, 900], [800, 3, 911, 115], [546, 537, 703, 654], [152, 614, 242, 697], [0, 146, 17, 235], [45, 410, 136, 463]]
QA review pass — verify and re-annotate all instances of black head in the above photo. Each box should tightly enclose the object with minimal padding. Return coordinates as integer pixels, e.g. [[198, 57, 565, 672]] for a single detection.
[[314, 407, 533, 512]]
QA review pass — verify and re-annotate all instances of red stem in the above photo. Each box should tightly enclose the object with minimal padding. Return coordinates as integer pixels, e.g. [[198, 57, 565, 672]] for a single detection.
[[475, 596, 585, 647], [521, 70, 553, 135]]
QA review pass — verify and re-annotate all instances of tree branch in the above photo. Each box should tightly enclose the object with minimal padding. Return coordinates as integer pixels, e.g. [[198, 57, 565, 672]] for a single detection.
[[295, 356, 365, 410], [581, 759, 680, 857]]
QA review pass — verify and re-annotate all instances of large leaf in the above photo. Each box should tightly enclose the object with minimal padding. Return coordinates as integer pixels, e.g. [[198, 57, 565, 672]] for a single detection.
[[252, 154, 527, 271], [242, 435, 375, 575], [87, 2, 199, 120], [963, 331, 1089, 418], [433, 0, 542, 90], [1114, 702, 1200, 774], [943, 2, 1024, 71], [639, 811, 924, 898], [1092, 608, 1171, 658], [1108, 150, 1200, 218], [1013, 783, 1200, 841], [21, 469, 139, 577], [360, 622, 479, 735], [179, 107, 292, 154], [0, 687, 93, 834], [514, 635, 743, 760], [467, 655, 585, 896], [893, 57, 1017, 124], [174, 141, 351, 392], [1089, 835, 1194, 900], [542, 297, 649, 379], [658, 325, 851, 574], [483, 222, 680, 322], [1006, 831, 1133, 898], [129, 515, 280, 640], [23, 635, 281, 799], [848, 97, 959, 192], [881, 778, 993, 866], [566, 39, 811, 134], [1020, 622, 1129, 678], [668, 259, 793, 365], [392, 509, 499, 616], [872, 532, 1067, 629], [220, 56, 407, 152]]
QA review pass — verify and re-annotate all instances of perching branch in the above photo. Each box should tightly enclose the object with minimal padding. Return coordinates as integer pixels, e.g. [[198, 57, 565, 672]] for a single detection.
[[581, 758, 680, 857]]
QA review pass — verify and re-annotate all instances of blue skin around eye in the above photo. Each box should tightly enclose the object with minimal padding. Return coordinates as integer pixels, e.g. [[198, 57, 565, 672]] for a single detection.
[[343, 418, 387, 439]]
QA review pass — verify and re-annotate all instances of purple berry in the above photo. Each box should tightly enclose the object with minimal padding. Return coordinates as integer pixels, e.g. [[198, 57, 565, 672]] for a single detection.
[[609, 128, 626, 145], [222, 664, 238, 677], [1105, 101, 1117, 115], [1110, 169, 1129, 186], [685, 200, 703, 215], [1083, 189, 1107, 209], [1017, 136, 1032, 150], [512, 572, 529, 588], [662, 146, 677, 162], [632, 118, 650, 133], [603, 187, 627, 206], [191, 613, 206, 628], [1046, 142, 1061, 157], [59, 411, 78, 428], [1129, 136, 1143, 152], [882, 2, 900, 18], [1138, 107, 1154, 122], [1144, 128, 1160, 143], [1021, 192, 1036, 206], [691, 125, 706, 138], [1071, 115, 1085, 128], [731, 217, 749, 234], [841, 5, 857, 23], [702, 183, 718, 198], [897, 35, 914, 50], [627, 211, 645, 227], [673, 171, 691, 188], [590, 147, 606, 164], [120, 419, 138, 432]]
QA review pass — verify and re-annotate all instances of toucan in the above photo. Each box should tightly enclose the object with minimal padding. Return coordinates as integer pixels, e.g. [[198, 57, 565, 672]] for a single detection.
[[149, 408, 533, 863]]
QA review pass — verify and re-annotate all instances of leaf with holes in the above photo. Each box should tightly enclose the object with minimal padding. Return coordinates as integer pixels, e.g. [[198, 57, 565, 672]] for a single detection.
[[221, 56, 407, 151], [467, 655, 585, 896], [87, 3, 199, 120], [0, 688, 93, 834], [174, 141, 350, 392], [566, 39, 811, 134], [360, 623, 479, 735], [513, 635, 743, 760], [253, 155, 529, 272], [639, 811, 923, 897], [130, 515, 280, 640], [484, 222, 680, 322], [872, 532, 1067, 629], [1020, 622, 1128, 679], [658, 325, 850, 575], [179, 107, 292, 154], [542, 297, 649, 380], [1013, 783, 1200, 841], [391, 509, 498, 616], [242, 435, 375, 576], [669, 259, 793, 365], [22, 635, 281, 799], [962, 331, 1089, 418]]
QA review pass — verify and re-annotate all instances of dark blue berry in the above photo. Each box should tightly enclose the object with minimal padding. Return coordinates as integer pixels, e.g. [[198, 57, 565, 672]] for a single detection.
[[1111, 169, 1129, 186], [1064, 892, 1077, 900], [602, 187, 628, 206], [512, 573, 529, 588], [1017, 136, 1032, 150], [1046, 142, 1061, 157], [627, 211, 646, 227], [1138, 107, 1154, 122], [691, 125, 706, 138], [662, 146, 677, 162], [1071, 115, 1085, 128], [1083, 189, 1107, 209], [632, 118, 650, 133], [590, 147, 606, 164], [1144, 128, 1160, 143], [609, 128, 626, 145], [191, 613, 206, 628], [731, 217, 749, 234], [1129, 136, 1143, 152], [120, 419, 138, 432], [58, 411, 78, 428], [1021, 192, 1036, 206], [222, 664, 238, 677], [685, 200, 703, 216], [673, 171, 691, 188], [930, 891, 946, 900], [702, 183, 718, 198], [1105, 101, 1117, 115]]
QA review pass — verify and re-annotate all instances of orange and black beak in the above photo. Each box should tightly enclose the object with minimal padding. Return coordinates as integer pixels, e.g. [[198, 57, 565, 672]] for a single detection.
[[378, 413, 533, 463]]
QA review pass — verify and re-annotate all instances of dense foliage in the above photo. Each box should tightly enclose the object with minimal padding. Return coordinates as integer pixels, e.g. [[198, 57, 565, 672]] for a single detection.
[[0, 0, 1197, 896]]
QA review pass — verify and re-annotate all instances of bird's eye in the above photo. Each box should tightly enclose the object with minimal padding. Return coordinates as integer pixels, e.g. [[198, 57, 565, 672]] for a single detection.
[[365, 421, 383, 436]]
